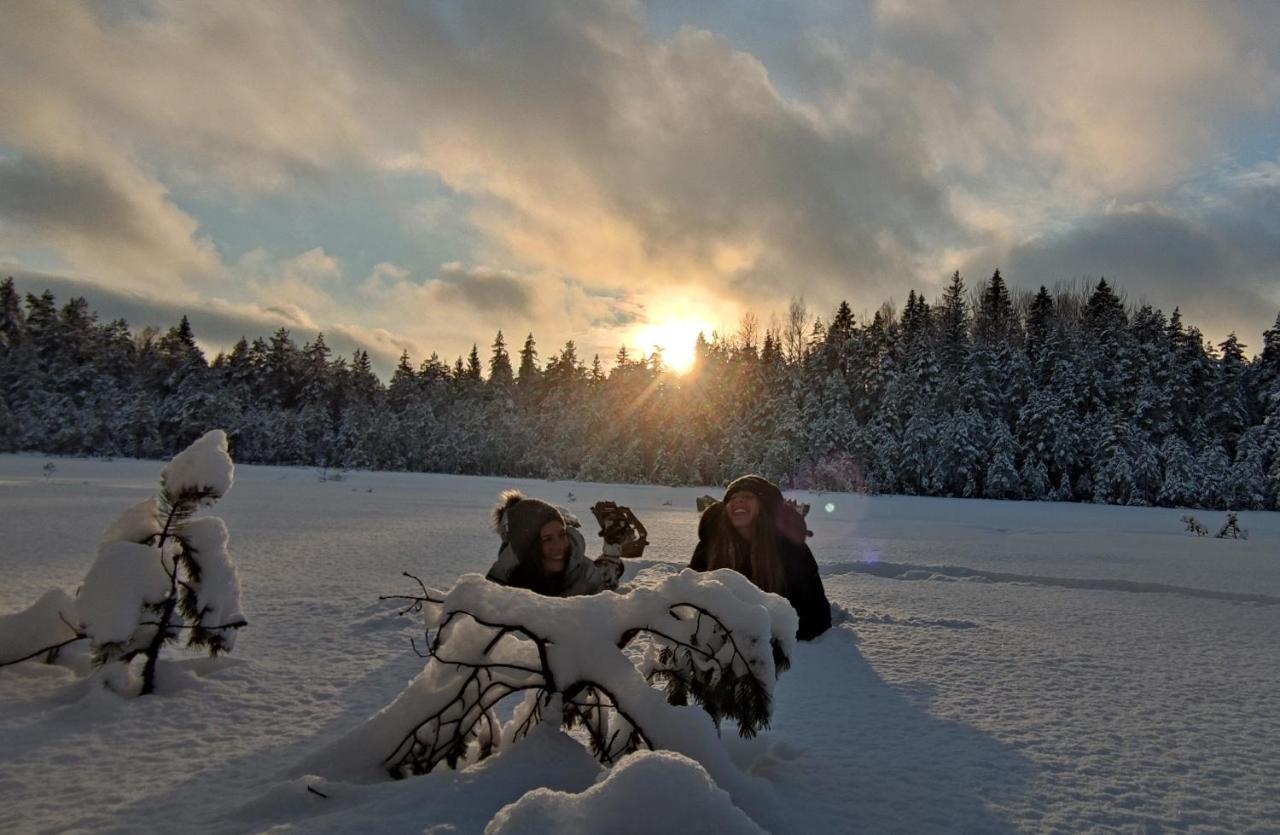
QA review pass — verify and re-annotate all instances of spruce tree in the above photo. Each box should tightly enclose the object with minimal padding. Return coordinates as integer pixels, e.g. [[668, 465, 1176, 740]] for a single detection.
[[938, 270, 969, 374], [517, 333, 540, 383], [0, 277, 25, 352], [1208, 333, 1249, 457], [488, 331, 514, 387]]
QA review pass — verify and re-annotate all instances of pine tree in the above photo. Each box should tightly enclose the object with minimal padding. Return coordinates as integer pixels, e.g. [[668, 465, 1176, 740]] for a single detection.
[[1207, 333, 1249, 457], [517, 333, 540, 384], [1250, 312, 1280, 422], [975, 269, 1013, 345], [938, 271, 969, 374], [1092, 414, 1136, 505], [488, 331, 514, 387], [387, 351, 418, 412], [983, 418, 1020, 499], [1019, 456, 1050, 500], [76, 430, 244, 695], [264, 328, 301, 410], [0, 277, 25, 352], [1025, 286, 1054, 367]]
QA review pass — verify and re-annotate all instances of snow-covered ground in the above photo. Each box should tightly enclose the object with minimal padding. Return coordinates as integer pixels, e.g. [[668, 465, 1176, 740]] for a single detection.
[[2, 454, 1278, 833]]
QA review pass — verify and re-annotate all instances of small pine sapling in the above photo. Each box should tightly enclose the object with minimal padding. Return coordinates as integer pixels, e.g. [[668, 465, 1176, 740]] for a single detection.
[[1181, 515, 1208, 536], [2, 431, 246, 693], [1215, 511, 1248, 540], [78, 430, 244, 694]]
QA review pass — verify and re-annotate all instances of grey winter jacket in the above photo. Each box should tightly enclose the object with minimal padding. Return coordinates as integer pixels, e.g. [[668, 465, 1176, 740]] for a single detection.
[[485, 524, 623, 596]]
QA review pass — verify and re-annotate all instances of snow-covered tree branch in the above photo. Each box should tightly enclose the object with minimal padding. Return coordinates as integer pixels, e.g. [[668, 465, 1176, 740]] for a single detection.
[[301, 569, 796, 791]]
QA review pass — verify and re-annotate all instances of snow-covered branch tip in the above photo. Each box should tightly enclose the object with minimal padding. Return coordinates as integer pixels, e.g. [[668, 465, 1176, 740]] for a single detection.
[[320, 569, 796, 783], [0, 430, 247, 696]]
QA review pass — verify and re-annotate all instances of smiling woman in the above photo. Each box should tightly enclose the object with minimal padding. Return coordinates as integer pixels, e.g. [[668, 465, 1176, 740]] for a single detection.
[[630, 317, 718, 374]]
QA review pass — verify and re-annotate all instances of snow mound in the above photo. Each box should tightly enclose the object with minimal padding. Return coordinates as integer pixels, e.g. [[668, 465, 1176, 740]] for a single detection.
[[0, 589, 80, 665], [485, 750, 765, 834], [161, 429, 234, 500]]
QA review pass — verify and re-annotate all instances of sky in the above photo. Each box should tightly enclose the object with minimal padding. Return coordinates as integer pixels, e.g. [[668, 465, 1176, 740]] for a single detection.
[[2, 0, 1279, 375]]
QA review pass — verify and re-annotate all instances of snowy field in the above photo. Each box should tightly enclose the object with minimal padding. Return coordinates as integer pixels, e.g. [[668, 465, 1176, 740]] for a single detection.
[[2, 453, 1279, 833]]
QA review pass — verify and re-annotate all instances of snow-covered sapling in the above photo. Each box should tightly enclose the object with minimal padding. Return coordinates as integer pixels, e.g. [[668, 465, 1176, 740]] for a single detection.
[[1215, 512, 1248, 540], [1181, 515, 1208, 536], [0, 430, 246, 696], [323, 569, 796, 783]]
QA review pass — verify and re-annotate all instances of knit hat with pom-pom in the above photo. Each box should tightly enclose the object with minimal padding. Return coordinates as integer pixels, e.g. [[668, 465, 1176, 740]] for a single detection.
[[492, 490, 565, 563]]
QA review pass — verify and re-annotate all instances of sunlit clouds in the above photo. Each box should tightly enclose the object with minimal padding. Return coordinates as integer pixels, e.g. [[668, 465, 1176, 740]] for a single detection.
[[1, 1, 1279, 373]]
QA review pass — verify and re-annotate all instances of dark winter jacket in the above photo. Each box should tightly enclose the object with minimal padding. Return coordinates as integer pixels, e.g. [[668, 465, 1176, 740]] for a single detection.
[[690, 499, 832, 641]]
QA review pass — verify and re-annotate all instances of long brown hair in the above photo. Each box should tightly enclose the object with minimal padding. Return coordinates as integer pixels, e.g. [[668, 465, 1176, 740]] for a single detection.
[[706, 504, 787, 595]]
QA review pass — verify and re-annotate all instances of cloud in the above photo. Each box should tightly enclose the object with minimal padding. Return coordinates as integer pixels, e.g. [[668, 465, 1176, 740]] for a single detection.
[[965, 185, 1280, 348], [871, 0, 1280, 199], [0, 146, 220, 293], [357, 260, 647, 364], [365, 2, 962, 317], [436, 263, 534, 313], [0, 155, 144, 243], [2, 0, 1278, 364]]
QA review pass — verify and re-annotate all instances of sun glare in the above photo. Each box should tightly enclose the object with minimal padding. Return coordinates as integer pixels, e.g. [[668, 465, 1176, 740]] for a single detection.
[[631, 317, 716, 374]]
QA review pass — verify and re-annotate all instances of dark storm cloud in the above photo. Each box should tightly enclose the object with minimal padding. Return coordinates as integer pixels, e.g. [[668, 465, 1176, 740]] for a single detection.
[[434, 263, 533, 313], [0, 155, 148, 244], [1006, 211, 1228, 291], [995, 200, 1280, 345]]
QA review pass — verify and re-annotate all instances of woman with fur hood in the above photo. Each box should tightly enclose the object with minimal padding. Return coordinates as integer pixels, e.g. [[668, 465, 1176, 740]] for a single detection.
[[485, 490, 624, 596], [690, 475, 831, 640]]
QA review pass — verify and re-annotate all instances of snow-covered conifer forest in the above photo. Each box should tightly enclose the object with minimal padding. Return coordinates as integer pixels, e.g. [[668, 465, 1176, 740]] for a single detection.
[[4, 273, 1278, 508]]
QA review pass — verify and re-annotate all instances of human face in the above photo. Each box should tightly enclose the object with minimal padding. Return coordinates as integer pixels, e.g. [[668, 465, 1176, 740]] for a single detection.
[[539, 520, 569, 573], [726, 490, 760, 533]]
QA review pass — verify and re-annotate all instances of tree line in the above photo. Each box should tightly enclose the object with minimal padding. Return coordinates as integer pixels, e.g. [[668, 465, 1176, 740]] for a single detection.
[[2, 273, 1279, 509]]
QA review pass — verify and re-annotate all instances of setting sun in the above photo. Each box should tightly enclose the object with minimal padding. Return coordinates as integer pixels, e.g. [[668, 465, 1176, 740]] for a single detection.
[[630, 317, 718, 374]]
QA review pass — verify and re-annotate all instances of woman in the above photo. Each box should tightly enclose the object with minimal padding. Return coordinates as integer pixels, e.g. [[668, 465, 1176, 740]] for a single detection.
[[690, 475, 831, 640], [486, 490, 623, 596]]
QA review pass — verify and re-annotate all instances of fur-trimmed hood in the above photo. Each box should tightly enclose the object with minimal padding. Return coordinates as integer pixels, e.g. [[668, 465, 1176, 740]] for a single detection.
[[491, 490, 564, 563]]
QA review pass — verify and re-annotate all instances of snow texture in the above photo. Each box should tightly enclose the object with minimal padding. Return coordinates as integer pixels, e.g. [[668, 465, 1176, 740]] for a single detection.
[[160, 429, 234, 501], [485, 749, 766, 834], [2, 456, 1279, 833], [0, 588, 79, 664], [76, 541, 170, 646]]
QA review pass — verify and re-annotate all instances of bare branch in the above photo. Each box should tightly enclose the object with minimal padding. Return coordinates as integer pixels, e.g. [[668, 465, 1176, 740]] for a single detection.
[[0, 635, 87, 668]]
